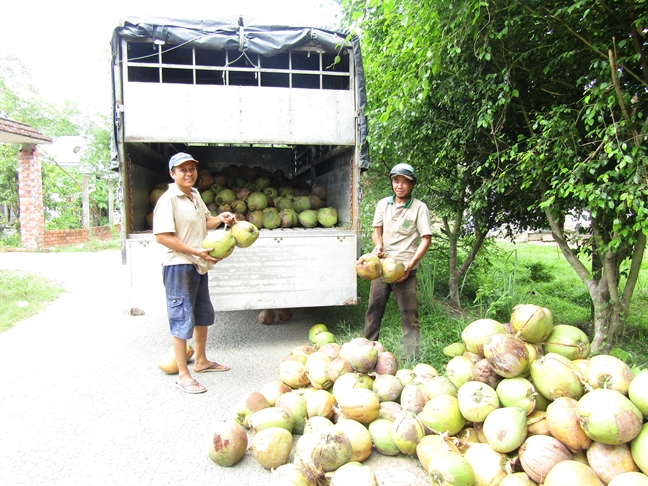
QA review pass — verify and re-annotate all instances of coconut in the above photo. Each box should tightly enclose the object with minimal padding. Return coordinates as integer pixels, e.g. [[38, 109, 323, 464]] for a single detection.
[[340, 338, 380, 373], [372, 374, 404, 403], [306, 351, 333, 390], [400, 381, 428, 414], [293, 196, 311, 213], [543, 460, 603, 486], [277, 308, 293, 321], [631, 424, 648, 474], [248, 406, 295, 434], [332, 372, 374, 401], [355, 253, 383, 280], [586, 441, 639, 484], [298, 209, 319, 228], [461, 318, 506, 356], [312, 331, 336, 347], [259, 381, 291, 406], [526, 410, 550, 436], [216, 188, 237, 205], [457, 381, 500, 423], [149, 185, 167, 207], [235, 390, 270, 427], [271, 464, 317, 486], [418, 394, 466, 436], [629, 370, 648, 417], [274, 196, 293, 211], [258, 309, 275, 325], [446, 356, 476, 389], [327, 357, 354, 383], [254, 176, 271, 191], [473, 358, 502, 389], [422, 376, 458, 401], [530, 352, 585, 401], [279, 359, 310, 389], [306, 389, 337, 419], [318, 342, 341, 360], [208, 420, 248, 467], [609, 472, 648, 486], [543, 324, 591, 360], [202, 229, 236, 259], [545, 396, 591, 453], [278, 208, 296, 227], [367, 418, 400, 455], [230, 220, 259, 248], [483, 406, 528, 453], [251, 427, 293, 469], [262, 208, 281, 229], [230, 199, 247, 214], [157, 351, 179, 374], [303, 416, 334, 435], [334, 418, 373, 463], [391, 410, 425, 455], [374, 352, 399, 375], [584, 354, 635, 394], [463, 443, 508, 486], [376, 400, 400, 420], [381, 257, 405, 283], [330, 462, 378, 486], [275, 392, 308, 435], [518, 435, 572, 484], [309, 323, 329, 343], [416, 435, 449, 471], [443, 342, 467, 357], [395, 368, 416, 386], [509, 304, 553, 343], [317, 207, 338, 227], [247, 191, 268, 211], [427, 450, 475, 486], [412, 363, 439, 379], [484, 333, 530, 378], [264, 186, 278, 200], [577, 388, 643, 445], [295, 428, 353, 472], [337, 388, 380, 424], [200, 189, 215, 205], [496, 377, 538, 414], [248, 210, 264, 228]]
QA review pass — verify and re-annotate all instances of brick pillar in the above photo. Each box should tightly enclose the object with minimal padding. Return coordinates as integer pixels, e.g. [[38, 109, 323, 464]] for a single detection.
[[18, 144, 45, 249]]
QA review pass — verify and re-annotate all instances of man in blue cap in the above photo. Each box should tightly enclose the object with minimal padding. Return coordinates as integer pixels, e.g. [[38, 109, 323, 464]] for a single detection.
[[153, 152, 235, 394], [364, 163, 432, 359]]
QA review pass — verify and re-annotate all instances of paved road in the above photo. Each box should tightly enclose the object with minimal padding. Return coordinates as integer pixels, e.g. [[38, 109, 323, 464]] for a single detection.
[[0, 250, 428, 486]]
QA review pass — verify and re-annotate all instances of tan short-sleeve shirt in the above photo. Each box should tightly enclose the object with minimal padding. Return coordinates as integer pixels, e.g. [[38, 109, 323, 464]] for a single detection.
[[153, 184, 213, 275], [372, 196, 432, 269]]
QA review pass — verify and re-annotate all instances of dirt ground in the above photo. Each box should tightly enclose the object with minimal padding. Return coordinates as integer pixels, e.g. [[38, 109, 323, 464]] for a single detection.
[[0, 250, 429, 486]]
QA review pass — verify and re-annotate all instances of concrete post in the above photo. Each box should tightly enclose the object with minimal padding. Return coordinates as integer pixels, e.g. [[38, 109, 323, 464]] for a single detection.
[[17, 144, 45, 249], [108, 178, 114, 225], [82, 173, 90, 229]]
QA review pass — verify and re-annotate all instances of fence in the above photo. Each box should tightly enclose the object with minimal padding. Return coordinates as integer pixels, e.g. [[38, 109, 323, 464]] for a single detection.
[[43, 225, 120, 248]]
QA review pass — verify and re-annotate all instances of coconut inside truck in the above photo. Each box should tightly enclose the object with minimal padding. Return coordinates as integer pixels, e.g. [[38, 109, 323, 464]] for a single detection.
[[110, 16, 369, 313]]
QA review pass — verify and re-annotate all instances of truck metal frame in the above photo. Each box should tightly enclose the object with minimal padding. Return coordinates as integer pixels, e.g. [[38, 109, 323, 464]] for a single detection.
[[111, 17, 369, 313]]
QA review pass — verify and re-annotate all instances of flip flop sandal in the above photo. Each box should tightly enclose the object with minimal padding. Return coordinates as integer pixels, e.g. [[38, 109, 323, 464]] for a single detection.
[[175, 380, 207, 394], [195, 363, 230, 373]]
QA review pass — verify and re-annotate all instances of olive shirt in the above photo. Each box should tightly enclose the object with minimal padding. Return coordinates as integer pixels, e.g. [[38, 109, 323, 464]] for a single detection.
[[372, 195, 432, 270], [153, 184, 213, 275]]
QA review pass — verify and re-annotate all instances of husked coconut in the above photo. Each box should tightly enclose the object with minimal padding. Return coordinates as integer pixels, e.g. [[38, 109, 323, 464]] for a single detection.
[[258, 309, 275, 325]]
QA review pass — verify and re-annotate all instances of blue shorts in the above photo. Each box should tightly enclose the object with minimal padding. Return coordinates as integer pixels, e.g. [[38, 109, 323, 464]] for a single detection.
[[162, 264, 215, 340]]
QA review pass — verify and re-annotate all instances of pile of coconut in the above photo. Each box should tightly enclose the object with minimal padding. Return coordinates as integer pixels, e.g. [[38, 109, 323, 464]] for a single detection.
[[206, 306, 648, 486], [147, 165, 338, 230]]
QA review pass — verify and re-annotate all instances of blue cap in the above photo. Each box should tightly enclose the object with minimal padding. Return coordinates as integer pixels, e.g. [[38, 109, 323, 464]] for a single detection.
[[169, 152, 198, 171]]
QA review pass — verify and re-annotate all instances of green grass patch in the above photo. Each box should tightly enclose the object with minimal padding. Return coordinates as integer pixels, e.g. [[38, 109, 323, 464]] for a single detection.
[[0, 270, 65, 332]]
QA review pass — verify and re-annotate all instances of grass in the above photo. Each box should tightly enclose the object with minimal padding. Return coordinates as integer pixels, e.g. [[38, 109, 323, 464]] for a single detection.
[[50, 235, 122, 252], [311, 240, 648, 373], [0, 271, 65, 333]]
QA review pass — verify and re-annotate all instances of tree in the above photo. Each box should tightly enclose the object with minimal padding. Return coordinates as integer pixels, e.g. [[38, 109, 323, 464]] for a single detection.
[[339, 0, 647, 352], [0, 55, 113, 232]]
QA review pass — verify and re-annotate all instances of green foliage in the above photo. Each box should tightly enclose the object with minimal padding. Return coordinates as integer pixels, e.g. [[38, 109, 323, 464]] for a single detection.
[[0, 270, 64, 333], [0, 55, 114, 234]]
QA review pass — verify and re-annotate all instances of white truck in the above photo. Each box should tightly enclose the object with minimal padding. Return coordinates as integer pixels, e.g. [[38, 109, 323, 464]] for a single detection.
[[110, 16, 369, 314]]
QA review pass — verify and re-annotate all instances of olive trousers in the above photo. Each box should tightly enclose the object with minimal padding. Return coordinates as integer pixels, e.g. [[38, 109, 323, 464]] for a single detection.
[[364, 270, 420, 359]]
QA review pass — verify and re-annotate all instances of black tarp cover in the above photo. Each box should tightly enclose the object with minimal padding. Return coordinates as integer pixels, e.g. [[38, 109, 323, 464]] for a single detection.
[[111, 16, 369, 170]]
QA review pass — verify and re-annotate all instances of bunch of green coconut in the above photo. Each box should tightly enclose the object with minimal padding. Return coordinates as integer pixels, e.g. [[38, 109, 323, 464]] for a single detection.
[[355, 253, 406, 283], [199, 165, 338, 230], [146, 165, 338, 230], [206, 307, 648, 486]]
